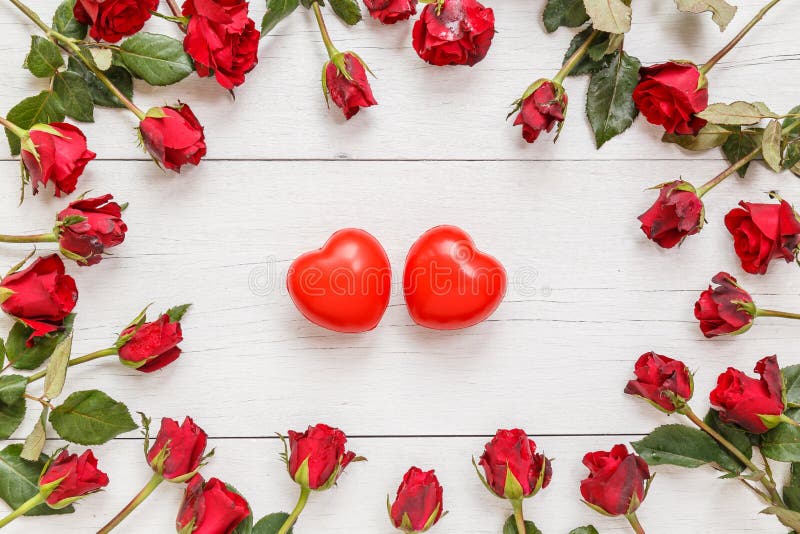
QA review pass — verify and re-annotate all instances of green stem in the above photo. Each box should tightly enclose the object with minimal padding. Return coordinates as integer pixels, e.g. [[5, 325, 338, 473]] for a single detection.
[[0, 492, 45, 528], [27, 347, 118, 383], [0, 116, 27, 138], [0, 233, 57, 244], [511, 499, 526, 534], [696, 146, 761, 197], [701, 0, 783, 74], [756, 308, 800, 320], [625, 511, 646, 534], [97, 473, 163, 534], [311, 2, 338, 59], [6, 0, 50, 34], [277, 486, 311, 534], [553, 30, 600, 85]]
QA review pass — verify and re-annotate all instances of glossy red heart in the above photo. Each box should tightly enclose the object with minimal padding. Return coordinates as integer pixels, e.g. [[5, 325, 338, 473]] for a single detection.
[[287, 228, 391, 333], [403, 225, 506, 329]]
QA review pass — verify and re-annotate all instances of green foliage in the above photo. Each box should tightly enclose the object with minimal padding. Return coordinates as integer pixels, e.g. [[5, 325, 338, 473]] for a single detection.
[[53, 0, 88, 39], [253, 513, 293, 534], [563, 28, 613, 76], [543, 0, 588, 32], [0, 445, 74, 516], [67, 56, 134, 109], [4, 91, 65, 155], [632, 424, 741, 472], [118, 33, 194, 86], [503, 515, 543, 534], [5, 315, 75, 371], [586, 50, 640, 147], [762, 409, 800, 462], [262, 0, 300, 34], [24, 36, 64, 78], [53, 70, 94, 122], [721, 127, 762, 177], [50, 389, 138, 445], [329, 0, 362, 25]]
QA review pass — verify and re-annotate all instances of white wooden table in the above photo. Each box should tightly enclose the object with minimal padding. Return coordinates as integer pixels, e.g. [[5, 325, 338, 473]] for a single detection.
[[1, 1, 799, 532]]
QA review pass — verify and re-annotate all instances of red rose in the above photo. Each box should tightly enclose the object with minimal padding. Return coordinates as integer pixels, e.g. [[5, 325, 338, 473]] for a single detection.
[[624, 352, 693, 412], [324, 53, 377, 120], [139, 104, 207, 172], [477, 428, 552, 499], [177, 475, 250, 534], [694, 272, 755, 338], [73, 0, 158, 43], [364, 0, 418, 24], [286, 423, 357, 490], [118, 314, 184, 373], [389, 467, 444, 532], [20, 123, 96, 198], [0, 255, 77, 342], [39, 449, 109, 507], [513, 81, 567, 143], [632, 61, 708, 135], [725, 199, 800, 275], [147, 417, 208, 481], [638, 180, 704, 248], [182, 0, 260, 90], [412, 0, 495, 67], [710, 355, 785, 434], [580, 444, 650, 516], [56, 194, 127, 266]]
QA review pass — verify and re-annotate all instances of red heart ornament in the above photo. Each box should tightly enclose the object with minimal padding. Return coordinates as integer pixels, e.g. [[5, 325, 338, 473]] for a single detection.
[[287, 228, 391, 333], [403, 225, 506, 329]]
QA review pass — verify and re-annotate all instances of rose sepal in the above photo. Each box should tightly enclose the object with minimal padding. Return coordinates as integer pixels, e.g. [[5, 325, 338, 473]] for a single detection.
[[114, 304, 152, 348], [471, 457, 496, 497], [0, 287, 14, 304]]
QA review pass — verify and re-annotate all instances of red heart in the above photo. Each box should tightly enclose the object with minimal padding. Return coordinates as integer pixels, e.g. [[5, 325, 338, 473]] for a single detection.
[[403, 225, 506, 329], [287, 229, 391, 333]]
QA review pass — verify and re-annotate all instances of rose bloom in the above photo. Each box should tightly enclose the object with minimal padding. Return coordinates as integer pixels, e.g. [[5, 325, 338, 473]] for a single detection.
[[632, 61, 708, 135], [74, 0, 158, 43], [118, 313, 184, 372], [147, 417, 208, 481], [21, 123, 96, 198], [638, 180, 704, 248], [513, 81, 567, 144], [725, 198, 800, 275], [286, 423, 357, 490], [325, 53, 378, 120], [412, 0, 495, 67], [710, 355, 785, 434], [139, 104, 207, 172], [389, 467, 444, 532], [182, 0, 260, 89], [580, 444, 650, 516], [364, 0, 418, 24], [694, 272, 755, 338], [624, 352, 693, 412], [478, 428, 552, 499], [39, 450, 109, 508], [56, 194, 127, 266], [176, 475, 251, 534]]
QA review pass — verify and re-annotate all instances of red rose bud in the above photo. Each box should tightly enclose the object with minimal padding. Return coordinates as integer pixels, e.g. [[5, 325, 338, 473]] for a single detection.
[[0, 255, 77, 342], [118, 308, 187, 372], [477, 428, 552, 500], [725, 198, 800, 275], [139, 104, 207, 172], [56, 194, 127, 266], [176, 475, 250, 534], [38, 450, 109, 508], [364, 0, 418, 24], [624, 352, 693, 412], [20, 123, 96, 198], [147, 417, 208, 481], [182, 0, 260, 89], [324, 52, 378, 120], [286, 423, 358, 490], [512, 80, 567, 144], [638, 180, 704, 248], [389, 467, 444, 533], [710, 355, 785, 434], [633, 61, 708, 135], [580, 444, 651, 516], [412, 0, 495, 67], [73, 0, 159, 43], [694, 272, 755, 338]]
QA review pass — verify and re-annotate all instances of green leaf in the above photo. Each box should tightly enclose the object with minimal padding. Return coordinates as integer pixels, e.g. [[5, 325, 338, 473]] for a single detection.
[[166, 303, 191, 323], [697, 101, 778, 126], [50, 390, 138, 445], [24, 36, 64, 78], [785, 365, 800, 408], [586, 50, 640, 148], [722, 127, 762, 177], [761, 119, 783, 172], [53, 0, 88, 40], [67, 56, 134, 109], [262, 0, 300, 34], [782, 105, 800, 170], [704, 408, 752, 462], [582, 0, 631, 33], [503, 515, 543, 534], [563, 28, 613, 76], [20, 407, 48, 461], [0, 395, 25, 439], [569, 527, 599, 534], [762, 408, 800, 462], [53, 70, 94, 123], [0, 375, 26, 405], [5, 91, 65, 155], [674, 0, 737, 31], [0, 338, 5, 369], [662, 123, 732, 151], [543, 0, 588, 32], [5, 315, 75, 371], [43, 334, 72, 399], [0, 444, 74, 516], [118, 33, 194, 86], [631, 424, 740, 472], [329, 0, 361, 25], [785, 463, 800, 512], [253, 513, 293, 534]]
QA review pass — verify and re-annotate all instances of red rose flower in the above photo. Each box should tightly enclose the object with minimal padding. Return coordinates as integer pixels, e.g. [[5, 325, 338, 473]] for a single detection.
[[710, 355, 785, 433], [624, 352, 693, 412], [20, 123, 96, 197], [139, 104, 207, 172], [0, 255, 77, 342], [56, 194, 127, 266], [632, 61, 708, 135], [694, 272, 755, 338], [580, 444, 650, 516], [725, 198, 800, 275], [513, 80, 567, 143], [286, 423, 357, 490], [364, 0, 418, 24], [412, 0, 495, 67], [73, 0, 158, 43], [638, 180, 704, 248], [389, 467, 444, 532], [182, 0, 260, 90], [39, 449, 109, 507], [177, 475, 250, 534], [118, 313, 184, 373], [324, 53, 378, 120], [477, 428, 552, 499], [147, 417, 208, 481]]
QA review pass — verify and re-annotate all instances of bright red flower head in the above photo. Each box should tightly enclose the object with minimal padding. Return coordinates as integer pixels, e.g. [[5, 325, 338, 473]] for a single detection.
[[324, 53, 378, 120], [176, 475, 251, 534], [118, 313, 184, 373], [624, 352, 693, 412], [147, 417, 208, 481], [710, 355, 785, 434], [364, 0, 418, 24], [580, 444, 650, 516], [725, 198, 800, 275], [73, 0, 158, 43], [633, 61, 708, 135], [412, 0, 495, 67], [39, 449, 109, 507], [139, 104, 207, 172], [477, 428, 552, 499], [56, 194, 127, 266], [20, 123, 96, 198], [286, 423, 357, 490], [694, 272, 755, 338], [389, 467, 444, 532], [638, 180, 704, 248], [513, 81, 567, 143]]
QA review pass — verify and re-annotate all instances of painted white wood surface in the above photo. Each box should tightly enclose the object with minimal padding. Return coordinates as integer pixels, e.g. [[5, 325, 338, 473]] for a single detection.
[[0, 0, 799, 532]]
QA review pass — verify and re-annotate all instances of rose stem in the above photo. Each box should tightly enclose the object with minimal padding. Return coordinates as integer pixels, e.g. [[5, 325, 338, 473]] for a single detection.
[[625, 511, 646, 534], [553, 30, 600, 85], [0, 233, 57, 243], [166, 0, 182, 17], [311, 2, 338, 59], [511, 499, 526, 534], [277, 486, 311, 534], [27, 347, 119, 383], [755, 308, 800, 320], [0, 116, 27, 138], [97, 473, 164, 534], [0, 493, 45, 528], [701, 0, 783, 74]]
